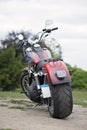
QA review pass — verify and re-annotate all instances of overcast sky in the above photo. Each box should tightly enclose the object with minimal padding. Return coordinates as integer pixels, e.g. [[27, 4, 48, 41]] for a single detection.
[[0, 0, 87, 70]]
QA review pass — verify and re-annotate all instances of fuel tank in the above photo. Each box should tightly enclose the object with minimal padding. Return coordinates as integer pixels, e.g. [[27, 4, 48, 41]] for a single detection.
[[26, 48, 52, 64]]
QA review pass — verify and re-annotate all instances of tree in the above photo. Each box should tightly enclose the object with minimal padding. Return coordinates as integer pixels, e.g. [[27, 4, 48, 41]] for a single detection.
[[52, 44, 62, 58], [0, 46, 23, 91], [1, 31, 31, 49], [1, 31, 87, 91]]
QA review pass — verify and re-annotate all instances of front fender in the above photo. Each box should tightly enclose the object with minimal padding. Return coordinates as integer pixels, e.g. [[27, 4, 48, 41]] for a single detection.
[[22, 67, 28, 74], [44, 61, 71, 85]]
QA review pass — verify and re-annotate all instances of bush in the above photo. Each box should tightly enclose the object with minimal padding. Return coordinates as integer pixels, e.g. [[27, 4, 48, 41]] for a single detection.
[[0, 46, 23, 91], [71, 68, 87, 90]]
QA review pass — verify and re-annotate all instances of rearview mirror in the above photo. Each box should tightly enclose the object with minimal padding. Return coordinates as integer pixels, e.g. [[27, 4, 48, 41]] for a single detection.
[[45, 19, 53, 29], [45, 20, 53, 26]]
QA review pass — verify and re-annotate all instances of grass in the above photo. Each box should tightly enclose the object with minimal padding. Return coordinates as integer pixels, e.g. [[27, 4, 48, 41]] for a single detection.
[[9, 99, 35, 110], [72, 89, 87, 106], [0, 129, 13, 130], [0, 90, 36, 110], [0, 104, 8, 107], [10, 99, 25, 104], [9, 106, 25, 110], [0, 89, 87, 107], [0, 90, 27, 100]]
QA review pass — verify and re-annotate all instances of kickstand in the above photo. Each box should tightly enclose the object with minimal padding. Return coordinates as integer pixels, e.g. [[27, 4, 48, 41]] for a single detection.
[[32, 103, 42, 109]]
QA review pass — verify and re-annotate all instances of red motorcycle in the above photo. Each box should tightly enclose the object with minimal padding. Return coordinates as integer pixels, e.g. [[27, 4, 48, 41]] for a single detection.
[[18, 22, 73, 119]]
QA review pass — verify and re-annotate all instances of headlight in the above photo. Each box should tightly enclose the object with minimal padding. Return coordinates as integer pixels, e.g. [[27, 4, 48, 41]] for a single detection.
[[26, 47, 32, 53]]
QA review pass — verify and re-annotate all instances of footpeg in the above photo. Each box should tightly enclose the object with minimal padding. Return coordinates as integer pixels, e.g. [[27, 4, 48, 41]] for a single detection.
[[20, 91, 27, 94]]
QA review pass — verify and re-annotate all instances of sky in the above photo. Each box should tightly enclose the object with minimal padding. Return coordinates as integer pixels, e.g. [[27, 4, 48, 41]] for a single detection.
[[0, 0, 87, 70]]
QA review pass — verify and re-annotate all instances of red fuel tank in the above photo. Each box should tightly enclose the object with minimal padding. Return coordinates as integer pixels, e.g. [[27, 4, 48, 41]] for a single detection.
[[27, 48, 52, 64]]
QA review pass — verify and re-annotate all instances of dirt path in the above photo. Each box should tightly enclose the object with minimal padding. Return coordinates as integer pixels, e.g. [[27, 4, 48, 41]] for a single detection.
[[0, 100, 87, 130]]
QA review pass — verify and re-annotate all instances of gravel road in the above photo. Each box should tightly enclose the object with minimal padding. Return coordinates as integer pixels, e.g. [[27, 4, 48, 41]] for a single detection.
[[0, 100, 87, 130]]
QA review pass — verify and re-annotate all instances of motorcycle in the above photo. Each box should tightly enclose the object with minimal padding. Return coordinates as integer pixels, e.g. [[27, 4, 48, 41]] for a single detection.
[[18, 21, 73, 119]]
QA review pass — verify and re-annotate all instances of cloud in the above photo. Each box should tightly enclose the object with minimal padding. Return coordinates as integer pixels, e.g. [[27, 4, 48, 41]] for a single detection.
[[0, 0, 87, 39], [0, 0, 87, 70], [60, 39, 87, 70]]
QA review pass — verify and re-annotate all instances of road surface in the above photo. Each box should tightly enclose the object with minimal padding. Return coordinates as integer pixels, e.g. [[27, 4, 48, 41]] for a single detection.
[[0, 100, 87, 130]]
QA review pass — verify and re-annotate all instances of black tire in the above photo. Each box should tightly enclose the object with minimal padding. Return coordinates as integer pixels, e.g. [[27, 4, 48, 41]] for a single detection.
[[21, 73, 31, 98], [21, 73, 41, 103], [48, 84, 73, 119]]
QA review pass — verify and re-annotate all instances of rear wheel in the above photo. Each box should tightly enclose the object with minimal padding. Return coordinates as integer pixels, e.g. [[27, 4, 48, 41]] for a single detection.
[[48, 84, 73, 119]]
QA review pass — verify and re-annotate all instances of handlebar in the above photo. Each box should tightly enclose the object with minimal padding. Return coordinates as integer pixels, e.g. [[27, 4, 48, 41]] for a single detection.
[[17, 27, 58, 49], [52, 27, 58, 31], [39, 27, 58, 42], [43, 27, 58, 33]]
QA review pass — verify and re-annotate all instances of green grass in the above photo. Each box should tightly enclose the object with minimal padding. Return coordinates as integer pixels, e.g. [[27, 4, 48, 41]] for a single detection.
[[73, 89, 87, 106], [9, 106, 25, 110], [0, 104, 8, 107], [0, 129, 13, 130], [0, 90, 27, 100], [0, 89, 87, 107], [10, 99, 25, 104]]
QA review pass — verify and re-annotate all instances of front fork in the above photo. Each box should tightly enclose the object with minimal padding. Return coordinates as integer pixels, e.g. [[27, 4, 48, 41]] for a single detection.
[[33, 73, 41, 90], [22, 65, 41, 90]]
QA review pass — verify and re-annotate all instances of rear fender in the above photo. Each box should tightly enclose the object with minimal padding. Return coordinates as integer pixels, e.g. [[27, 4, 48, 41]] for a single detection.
[[44, 60, 71, 85]]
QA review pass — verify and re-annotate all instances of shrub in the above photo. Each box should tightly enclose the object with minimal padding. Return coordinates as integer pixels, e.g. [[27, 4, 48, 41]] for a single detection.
[[0, 46, 23, 91], [71, 68, 87, 90]]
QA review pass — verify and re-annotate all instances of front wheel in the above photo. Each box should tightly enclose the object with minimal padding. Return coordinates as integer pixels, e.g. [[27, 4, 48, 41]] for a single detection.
[[21, 73, 41, 103], [21, 73, 31, 98], [48, 84, 73, 119]]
